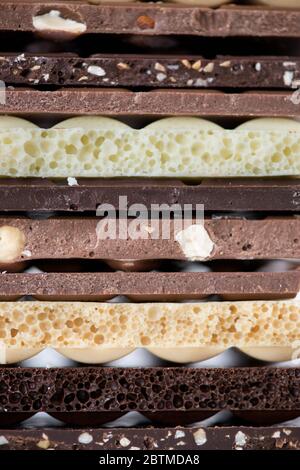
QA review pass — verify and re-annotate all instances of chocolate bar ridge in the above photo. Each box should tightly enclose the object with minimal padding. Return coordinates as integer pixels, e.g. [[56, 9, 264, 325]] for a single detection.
[[2, 3, 300, 37], [0, 426, 300, 450]]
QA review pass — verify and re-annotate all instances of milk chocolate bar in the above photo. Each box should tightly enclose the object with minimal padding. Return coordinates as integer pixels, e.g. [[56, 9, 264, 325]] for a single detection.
[[0, 217, 298, 270], [0, 426, 300, 450], [0, 179, 300, 212], [0, 299, 299, 364], [0, 368, 299, 425], [2, 3, 300, 38], [2, 54, 300, 89], [1, 271, 299, 301], [2, 89, 299, 118]]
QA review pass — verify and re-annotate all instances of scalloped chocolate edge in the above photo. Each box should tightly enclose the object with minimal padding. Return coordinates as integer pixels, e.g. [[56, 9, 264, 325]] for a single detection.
[[0, 426, 299, 450]]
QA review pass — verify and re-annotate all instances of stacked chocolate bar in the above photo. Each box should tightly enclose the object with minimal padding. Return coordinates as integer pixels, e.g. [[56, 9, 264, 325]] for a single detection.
[[0, 0, 300, 451]]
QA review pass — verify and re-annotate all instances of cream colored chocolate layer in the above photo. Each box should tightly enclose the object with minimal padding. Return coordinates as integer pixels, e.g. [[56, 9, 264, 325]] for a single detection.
[[0, 116, 300, 177], [0, 300, 299, 364], [254, 1, 300, 6]]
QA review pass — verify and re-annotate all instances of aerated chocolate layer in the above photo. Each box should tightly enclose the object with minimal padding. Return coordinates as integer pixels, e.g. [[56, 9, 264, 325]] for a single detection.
[[0, 426, 300, 450], [2, 89, 300, 118], [0, 368, 299, 425], [1, 271, 299, 301], [2, 54, 300, 89], [2, 3, 300, 37], [0, 217, 299, 269]]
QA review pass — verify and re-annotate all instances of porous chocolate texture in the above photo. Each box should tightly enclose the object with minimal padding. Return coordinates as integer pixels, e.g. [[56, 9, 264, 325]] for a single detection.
[[0, 368, 299, 425], [1, 54, 299, 89], [0, 426, 300, 450], [0, 179, 300, 212], [0, 271, 299, 301], [2, 89, 300, 118], [2, 3, 300, 37]]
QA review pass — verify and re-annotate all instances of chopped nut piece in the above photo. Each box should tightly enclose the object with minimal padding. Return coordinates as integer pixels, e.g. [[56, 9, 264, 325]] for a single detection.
[[137, 15, 155, 30], [192, 60, 202, 70], [87, 66, 106, 77], [203, 62, 214, 73], [156, 73, 166, 82], [220, 60, 231, 67], [117, 63, 130, 70], [78, 432, 93, 444], [181, 59, 191, 69], [37, 439, 50, 449], [175, 430, 186, 439], [235, 431, 247, 447], [193, 429, 207, 446], [120, 437, 131, 447], [154, 62, 166, 73], [0, 436, 9, 446]]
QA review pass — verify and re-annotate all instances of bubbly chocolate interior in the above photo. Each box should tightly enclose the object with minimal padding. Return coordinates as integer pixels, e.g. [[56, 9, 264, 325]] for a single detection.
[[0, 367, 299, 425]]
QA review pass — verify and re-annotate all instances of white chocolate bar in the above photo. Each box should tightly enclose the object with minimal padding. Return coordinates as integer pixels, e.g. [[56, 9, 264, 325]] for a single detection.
[[0, 116, 300, 178], [0, 300, 299, 364]]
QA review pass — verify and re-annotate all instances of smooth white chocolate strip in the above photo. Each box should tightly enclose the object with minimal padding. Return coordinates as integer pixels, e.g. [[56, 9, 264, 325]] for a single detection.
[[0, 300, 299, 364], [0, 116, 300, 177]]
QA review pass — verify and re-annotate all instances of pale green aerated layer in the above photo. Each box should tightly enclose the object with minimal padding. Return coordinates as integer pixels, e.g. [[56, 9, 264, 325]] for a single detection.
[[0, 117, 299, 177]]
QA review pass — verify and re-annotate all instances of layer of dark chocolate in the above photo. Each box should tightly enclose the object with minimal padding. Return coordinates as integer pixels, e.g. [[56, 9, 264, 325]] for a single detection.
[[0, 426, 299, 450], [0, 368, 299, 425], [0, 179, 299, 212], [0, 217, 299, 271], [1, 271, 299, 301], [1, 54, 299, 89], [2, 3, 300, 38], [2, 89, 300, 118]]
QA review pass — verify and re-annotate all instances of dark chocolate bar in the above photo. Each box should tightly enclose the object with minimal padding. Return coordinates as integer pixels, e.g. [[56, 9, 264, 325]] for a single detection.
[[0, 368, 299, 425], [2, 3, 300, 38], [0, 217, 299, 272], [0, 179, 299, 212], [0, 426, 300, 450], [2, 89, 300, 118], [0, 271, 299, 301], [1, 54, 299, 89]]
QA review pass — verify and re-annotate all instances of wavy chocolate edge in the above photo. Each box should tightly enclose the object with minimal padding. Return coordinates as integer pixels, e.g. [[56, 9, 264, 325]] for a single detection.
[[0, 426, 299, 450]]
